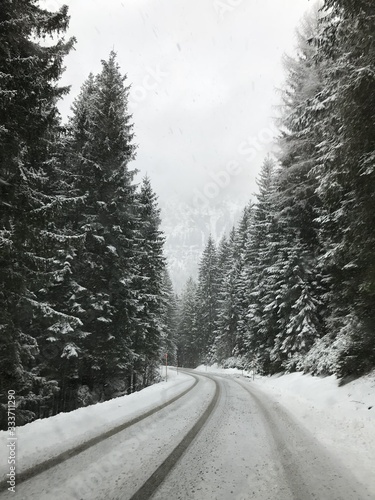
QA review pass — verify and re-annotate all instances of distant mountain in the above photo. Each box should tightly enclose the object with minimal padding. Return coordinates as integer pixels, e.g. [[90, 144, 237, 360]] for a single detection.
[[160, 195, 245, 292]]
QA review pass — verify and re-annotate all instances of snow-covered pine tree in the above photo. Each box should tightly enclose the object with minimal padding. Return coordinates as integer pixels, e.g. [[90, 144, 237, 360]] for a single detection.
[[311, 0, 375, 375], [130, 176, 166, 389], [0, 0, 78, 427], [27, 132, 87, 416], [232, 204, 253, 361], [244, 156, 281, 373], [68, 73, 96, 159], [270, 240, 324, 371], [213, 233, 237, 364], [267, 9, 328, 372], [67, 52, 138, 400], [196, 236, 219, 363], [216, 235, 231, 293], [176, 278, 200, 368], [213, 205, 253, 367], [277, 5, 324, 252], [159, 270, 178, 365]]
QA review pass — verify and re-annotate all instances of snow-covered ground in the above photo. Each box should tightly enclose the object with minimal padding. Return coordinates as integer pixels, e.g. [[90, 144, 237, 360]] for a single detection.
[[2, 364, 374, 498], [195, 364, 375, 496], [1, 371, 216, 500], [0, 368, 193, 479]]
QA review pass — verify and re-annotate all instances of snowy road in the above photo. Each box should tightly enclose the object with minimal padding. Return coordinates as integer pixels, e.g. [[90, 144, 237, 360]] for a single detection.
[[2, 371, 372, 500], [155, 373, 372, 500]]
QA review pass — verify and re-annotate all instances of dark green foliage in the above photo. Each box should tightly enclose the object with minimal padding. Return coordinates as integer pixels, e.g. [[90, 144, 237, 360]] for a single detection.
[[212, 234, 238, 363], [160, 270, 178, 365], [0, 0, 77, 427], [178, 1, 375, 379], [196, 236, 219, 364], [0, 4, 172, 427], [311, 0, 375, 372], [176, 278, 200, 368], [66, 52, 139, 399], [66, 54, 171, 398], [130, 176, 167, 387]]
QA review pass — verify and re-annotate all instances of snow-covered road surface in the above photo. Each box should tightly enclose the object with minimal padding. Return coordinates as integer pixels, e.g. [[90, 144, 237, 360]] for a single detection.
[[0, 369, 194, 481], [1, 372, 216, 500], [154, 372, 371, 500], [1, 370, 372, 500]]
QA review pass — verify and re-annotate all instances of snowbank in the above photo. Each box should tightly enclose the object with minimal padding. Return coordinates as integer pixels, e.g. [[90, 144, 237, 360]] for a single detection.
[[195, 364, 375, 496], [0, 368, 193, 478]]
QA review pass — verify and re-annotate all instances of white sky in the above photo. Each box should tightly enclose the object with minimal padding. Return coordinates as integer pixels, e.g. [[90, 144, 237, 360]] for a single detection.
[[52, 0, 313, 208]]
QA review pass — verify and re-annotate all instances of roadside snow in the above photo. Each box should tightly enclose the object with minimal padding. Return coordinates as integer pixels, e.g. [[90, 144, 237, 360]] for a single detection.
[[3, 364, 374, 496], [0, 368, 193, 478], [195, 364, 375, 496]]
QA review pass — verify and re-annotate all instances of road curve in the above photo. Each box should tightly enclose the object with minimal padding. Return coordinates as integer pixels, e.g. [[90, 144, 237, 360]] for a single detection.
[[3, 371, 372, 500], [130, 374, 220, 500], [0, 373, 199, 494], [152, 372, 372, 500], [1, 371, 217, 500]]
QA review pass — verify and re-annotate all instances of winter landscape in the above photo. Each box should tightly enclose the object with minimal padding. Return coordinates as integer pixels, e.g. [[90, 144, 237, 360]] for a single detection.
[[1, 0, 374, 498]]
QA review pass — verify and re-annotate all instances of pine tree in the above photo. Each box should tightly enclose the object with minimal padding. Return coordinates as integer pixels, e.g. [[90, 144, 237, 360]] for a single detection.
[[264, 8, 328, 373], [213, 234, 235, 363], [130, 176, 166, 388], [213, 207, 252, 367], [160, 270, 178, 365], [0, 1, 77, 427], [67, 51, 138, 400], [196, 236, 219, 363], [244, 156, 282, 373], [277, 5, 324, 251], [270, 240, 324, 371], [232, 205, 253, 360], [29, 126, 88, 415], [311, 0, 375, 375], [176, 278, 199, 368]]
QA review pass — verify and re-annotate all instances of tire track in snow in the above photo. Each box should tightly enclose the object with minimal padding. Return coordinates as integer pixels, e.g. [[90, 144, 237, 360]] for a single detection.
[[0, 372, 199, 493], [130, 372, 220, 500], [232, 376, 372, 500]]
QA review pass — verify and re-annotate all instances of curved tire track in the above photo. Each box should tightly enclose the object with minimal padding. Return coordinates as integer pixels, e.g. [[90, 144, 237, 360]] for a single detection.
[[232, 376, 371, 500], [0, 372, 199, 493], [130, 373, 220, 500]]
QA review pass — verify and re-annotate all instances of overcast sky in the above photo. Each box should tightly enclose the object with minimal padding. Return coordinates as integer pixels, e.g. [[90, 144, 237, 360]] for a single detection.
[[51, 0, 312, 210]]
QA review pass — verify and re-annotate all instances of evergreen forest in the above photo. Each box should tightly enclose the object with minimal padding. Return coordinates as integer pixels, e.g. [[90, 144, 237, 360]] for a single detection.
[[1, 0, 374, 430]]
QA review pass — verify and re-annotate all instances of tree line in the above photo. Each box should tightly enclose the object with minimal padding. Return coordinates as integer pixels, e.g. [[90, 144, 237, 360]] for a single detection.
[[0, 2, 176, 429], [176, 0, 375, 377]]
